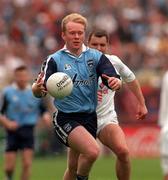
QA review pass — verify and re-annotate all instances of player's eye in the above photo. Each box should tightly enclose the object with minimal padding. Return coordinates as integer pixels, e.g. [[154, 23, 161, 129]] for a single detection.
[[78, 31, 83, 35], [91, 43, 98, 46], [70, 32, 75, 35]]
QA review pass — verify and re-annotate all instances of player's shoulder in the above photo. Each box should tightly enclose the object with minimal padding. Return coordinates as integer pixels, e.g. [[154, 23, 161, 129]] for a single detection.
[[2, 85, 15, 96], [86, 48, 103, 62], [3, 85, 13, 92], [105, 54, 123, 65], [48, 49, 62, 59], [87, 47, 102, 55]]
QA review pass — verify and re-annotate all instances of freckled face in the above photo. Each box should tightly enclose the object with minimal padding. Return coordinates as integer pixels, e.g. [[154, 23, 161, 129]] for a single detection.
[[62, 21, 85, 55]]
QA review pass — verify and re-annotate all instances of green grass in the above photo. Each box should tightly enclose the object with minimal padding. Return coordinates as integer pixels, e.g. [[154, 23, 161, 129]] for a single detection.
[[0, 155, 163, 180]]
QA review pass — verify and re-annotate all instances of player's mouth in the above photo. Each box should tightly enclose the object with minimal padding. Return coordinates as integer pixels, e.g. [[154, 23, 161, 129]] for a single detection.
[[73, 41, 80, 45]]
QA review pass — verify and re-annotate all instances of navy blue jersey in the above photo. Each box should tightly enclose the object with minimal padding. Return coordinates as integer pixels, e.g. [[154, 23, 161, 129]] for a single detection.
[[0, 84, 47, 126], [42, 45, 119, 113]]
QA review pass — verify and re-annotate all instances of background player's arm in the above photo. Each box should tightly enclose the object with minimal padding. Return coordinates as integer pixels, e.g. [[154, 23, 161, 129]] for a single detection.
[[126, 79, 148, 120], [109, 55, 148, 120], [0, 93, 18, 130], [0, 115, 18, 131]]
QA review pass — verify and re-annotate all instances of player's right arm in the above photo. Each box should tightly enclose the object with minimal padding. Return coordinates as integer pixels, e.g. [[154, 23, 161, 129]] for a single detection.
[[110, 55, 148, 120], [32, 57, 57, 98], [126, 79, 148, 120]]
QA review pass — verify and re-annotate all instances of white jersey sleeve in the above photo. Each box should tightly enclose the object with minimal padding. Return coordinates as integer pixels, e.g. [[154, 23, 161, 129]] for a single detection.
[[105, 54, 136, 82], [159, 71, 168, 128]]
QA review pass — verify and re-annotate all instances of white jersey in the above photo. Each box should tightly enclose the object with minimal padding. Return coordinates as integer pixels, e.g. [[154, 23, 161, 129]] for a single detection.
[[159, 71, 168, 128], [96, 55, 136, 118], [158, 71, 168, 174]]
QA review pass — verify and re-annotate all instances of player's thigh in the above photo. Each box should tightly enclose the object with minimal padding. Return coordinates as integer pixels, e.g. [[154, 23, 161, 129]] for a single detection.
[[4, 151, 17, 169], [68, 126, 99, 155], [98, 123, 128, 153], [21, 149, 34, 167]]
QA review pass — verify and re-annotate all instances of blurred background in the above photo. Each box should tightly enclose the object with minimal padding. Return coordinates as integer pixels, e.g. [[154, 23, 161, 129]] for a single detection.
[[0, 0, 167, 168]]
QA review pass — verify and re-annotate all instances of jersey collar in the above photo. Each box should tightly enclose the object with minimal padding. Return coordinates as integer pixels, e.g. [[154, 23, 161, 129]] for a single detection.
[[61, 44, 89, 58], [12, 83, 31, 90]]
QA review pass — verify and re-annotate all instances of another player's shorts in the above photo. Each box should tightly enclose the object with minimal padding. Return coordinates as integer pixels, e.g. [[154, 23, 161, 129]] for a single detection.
[[97, 111, 118, 135], [5, 125, 35, 152], [53, 111, 97, 146], [160, 126, 168, 175]]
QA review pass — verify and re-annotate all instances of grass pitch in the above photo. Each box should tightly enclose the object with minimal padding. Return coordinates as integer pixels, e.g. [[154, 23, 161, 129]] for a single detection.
[[0, 155, 162, 180]]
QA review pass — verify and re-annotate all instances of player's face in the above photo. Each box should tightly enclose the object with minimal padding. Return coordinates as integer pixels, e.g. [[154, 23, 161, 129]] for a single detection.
[[88, 35, 108, 53], [62, 21, 85, 55], [14, 70, 30, 89]]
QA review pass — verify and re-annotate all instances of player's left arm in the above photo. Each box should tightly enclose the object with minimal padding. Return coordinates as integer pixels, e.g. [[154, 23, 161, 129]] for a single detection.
[[97, 54, 121, 91]]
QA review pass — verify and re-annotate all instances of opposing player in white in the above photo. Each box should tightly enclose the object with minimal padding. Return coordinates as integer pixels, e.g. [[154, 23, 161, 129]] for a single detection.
[[159, 70, 168, 180], [63, 29, 148, 180]]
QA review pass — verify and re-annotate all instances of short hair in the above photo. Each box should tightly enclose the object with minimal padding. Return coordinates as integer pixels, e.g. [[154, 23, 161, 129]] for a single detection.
[[61, 13, 88, 32], [88, 29, 109, 43], [14, 65, 28, 73]]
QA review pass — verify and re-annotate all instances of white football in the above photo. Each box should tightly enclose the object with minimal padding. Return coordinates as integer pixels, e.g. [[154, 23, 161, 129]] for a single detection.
[[46, 72, 73, 99]]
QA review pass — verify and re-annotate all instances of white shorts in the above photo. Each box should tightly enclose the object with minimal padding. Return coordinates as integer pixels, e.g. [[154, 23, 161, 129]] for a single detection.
[[97, 111, 118, 135], [160, 126, 168, 175]]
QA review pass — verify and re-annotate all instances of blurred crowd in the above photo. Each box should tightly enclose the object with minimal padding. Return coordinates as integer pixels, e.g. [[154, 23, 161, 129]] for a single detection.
[[0, 0, 167, 123]]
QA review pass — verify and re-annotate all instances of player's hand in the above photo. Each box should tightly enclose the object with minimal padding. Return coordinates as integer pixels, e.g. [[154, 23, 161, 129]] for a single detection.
[[97, 90, 103, 102], [136, 104, 148, 120], [102, 74, 122, 91], [7, 121, 19, 131], [32, 72, 47, 97], [36, 72, 47, 91]]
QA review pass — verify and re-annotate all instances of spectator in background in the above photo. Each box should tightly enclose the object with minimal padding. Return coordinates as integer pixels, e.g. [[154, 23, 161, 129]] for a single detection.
[[0, 0, 167, 74], [0, 65, 51, 180], [159, 70, 168, 180]]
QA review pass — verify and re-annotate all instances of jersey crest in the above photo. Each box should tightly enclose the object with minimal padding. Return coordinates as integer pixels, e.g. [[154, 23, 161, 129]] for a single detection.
[[87, 59, 94, 72], [64, 64, 72, 70]]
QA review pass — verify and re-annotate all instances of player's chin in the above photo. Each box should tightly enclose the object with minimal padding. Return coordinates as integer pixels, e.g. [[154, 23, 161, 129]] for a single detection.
[[73, 42, 81, 48]]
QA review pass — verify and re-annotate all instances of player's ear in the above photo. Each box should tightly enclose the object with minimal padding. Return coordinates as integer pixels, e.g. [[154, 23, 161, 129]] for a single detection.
[[61, 32, 65, 41]]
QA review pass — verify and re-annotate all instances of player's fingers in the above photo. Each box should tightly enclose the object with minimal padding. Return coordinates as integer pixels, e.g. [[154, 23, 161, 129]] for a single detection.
[[37, 72, 44, 83], [108, 78, 118, 85], [39, 84, 47, 92], [36, 81, 43, 88], [102, 74, 110, 80], [108, 78, 121, 90], [136, 113, 145, 120], [97, 91, 102, 102]]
